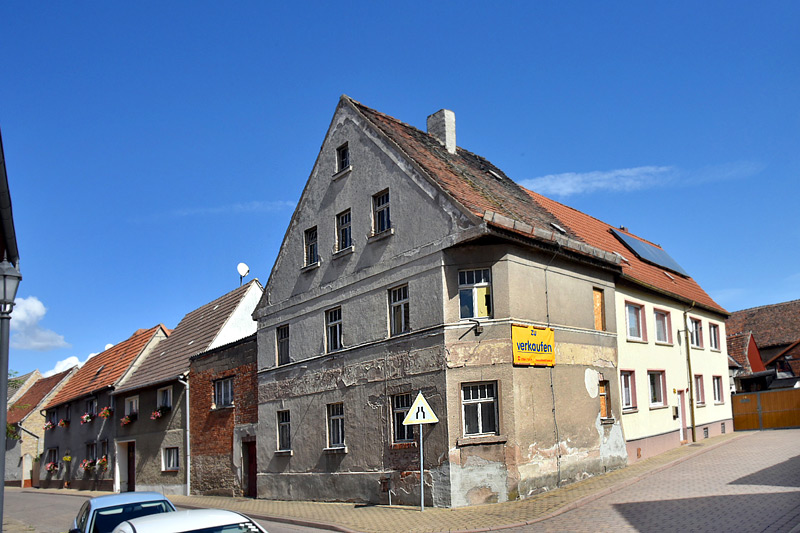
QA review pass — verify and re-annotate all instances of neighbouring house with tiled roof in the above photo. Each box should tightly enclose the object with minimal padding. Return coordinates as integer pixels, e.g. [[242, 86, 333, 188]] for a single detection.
[[5, 367, 76, 487], [189, 333, 257, 497], [727, 300, 800, 381], [528, 191, 733, 461], [726, 331, 770, 392], [112, 280, 262, 495], [7, 370, 40, 405], [40, 325, 169, 490], [254, 96, 629, 508]]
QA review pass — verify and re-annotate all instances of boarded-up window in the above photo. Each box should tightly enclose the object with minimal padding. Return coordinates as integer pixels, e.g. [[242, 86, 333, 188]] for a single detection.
[[593, 288, 606, 331], [599, 380, 612, 419]]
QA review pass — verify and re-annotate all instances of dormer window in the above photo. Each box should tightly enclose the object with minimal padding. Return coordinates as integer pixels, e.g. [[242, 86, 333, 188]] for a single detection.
[[336, 144, 350, 172], [304, 227, 318, 266]]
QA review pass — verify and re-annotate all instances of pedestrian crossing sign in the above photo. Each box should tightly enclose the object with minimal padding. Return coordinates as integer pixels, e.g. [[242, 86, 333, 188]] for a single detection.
[[402, 392, 439, 425]]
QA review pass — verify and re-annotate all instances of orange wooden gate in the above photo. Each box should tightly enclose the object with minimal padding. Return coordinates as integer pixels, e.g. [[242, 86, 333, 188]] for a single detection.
[[732, 388, 800, 430]]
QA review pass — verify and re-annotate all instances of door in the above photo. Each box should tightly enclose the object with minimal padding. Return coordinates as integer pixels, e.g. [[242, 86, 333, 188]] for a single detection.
[[677, 391, 687, 442], [246, 441, 257, 498], [127, 442, 136, 492]]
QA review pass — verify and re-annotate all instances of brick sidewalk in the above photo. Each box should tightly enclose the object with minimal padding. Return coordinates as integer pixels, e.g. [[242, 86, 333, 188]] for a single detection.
[[14, 432, 748, 533]]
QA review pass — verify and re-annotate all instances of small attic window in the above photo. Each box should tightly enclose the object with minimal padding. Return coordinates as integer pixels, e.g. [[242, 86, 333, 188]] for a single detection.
[[337, 143, 350, 172], [95, 365, 105, 376], [188, 340, 194, 345], [213, 304, 219, 311], [550, 222, 567, 235], [663, 271, 675, 281], [488, 169, 503, 181]]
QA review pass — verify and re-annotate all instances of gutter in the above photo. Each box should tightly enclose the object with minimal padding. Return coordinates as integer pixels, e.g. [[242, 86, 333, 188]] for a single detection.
[[177, 374, 190, 496]]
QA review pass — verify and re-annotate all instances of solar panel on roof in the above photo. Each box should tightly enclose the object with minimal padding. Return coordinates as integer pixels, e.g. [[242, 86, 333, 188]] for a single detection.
[[611, 229, 689, 277]]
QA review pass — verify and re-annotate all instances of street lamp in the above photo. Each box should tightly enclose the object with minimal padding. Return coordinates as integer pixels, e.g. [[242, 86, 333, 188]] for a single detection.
[[0, 256, 21, 527]]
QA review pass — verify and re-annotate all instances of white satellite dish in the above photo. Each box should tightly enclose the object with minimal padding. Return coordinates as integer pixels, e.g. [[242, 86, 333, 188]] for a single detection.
[[237, 262, 250, 286]]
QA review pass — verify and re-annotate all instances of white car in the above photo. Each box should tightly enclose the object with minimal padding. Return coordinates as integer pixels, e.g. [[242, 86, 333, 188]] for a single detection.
[[111, 509, 268, 533], [71, 492, 176, 533]]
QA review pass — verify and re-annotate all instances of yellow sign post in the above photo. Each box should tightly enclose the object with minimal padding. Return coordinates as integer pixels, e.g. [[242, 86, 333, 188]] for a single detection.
[[512, 324, 555, 366]]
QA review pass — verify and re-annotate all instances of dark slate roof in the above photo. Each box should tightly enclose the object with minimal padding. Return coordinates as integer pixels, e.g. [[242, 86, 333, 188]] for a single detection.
[[7, 368, 74, 424], [8, 370, 37, 400], [46, 325, 167, 409], [115, 281, 257, 394], [726, 299, 800, 349]]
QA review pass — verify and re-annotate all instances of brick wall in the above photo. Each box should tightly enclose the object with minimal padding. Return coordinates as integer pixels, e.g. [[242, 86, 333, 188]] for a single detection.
[[189, 335, 257, 495]]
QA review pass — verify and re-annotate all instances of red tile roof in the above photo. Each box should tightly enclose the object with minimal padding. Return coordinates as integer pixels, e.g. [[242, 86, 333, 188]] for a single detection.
[[525, 190, 726, 314], [347, 96, 723, 314], [726, 299, 800, 349], [726, 331, 766, 373], [115, 281, 258, 394], [45, 325, 167, 409], [7, 368, 74, 424]]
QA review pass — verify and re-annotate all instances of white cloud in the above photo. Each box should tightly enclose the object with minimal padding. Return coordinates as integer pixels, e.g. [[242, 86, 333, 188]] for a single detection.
[[10, 296, 70, 351], [41, 351, 99, 377], [521, 161, 762, 197]]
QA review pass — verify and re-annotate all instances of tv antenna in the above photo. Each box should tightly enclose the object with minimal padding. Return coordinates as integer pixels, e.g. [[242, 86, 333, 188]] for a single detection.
[[237, 262, 250, 286]]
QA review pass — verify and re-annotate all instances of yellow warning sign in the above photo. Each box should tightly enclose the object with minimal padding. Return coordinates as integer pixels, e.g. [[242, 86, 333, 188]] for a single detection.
[[402, 392, 439, 425]]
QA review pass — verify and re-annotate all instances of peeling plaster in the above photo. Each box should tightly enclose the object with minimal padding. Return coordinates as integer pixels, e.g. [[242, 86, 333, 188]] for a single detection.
[[585, 368, 599, 398]]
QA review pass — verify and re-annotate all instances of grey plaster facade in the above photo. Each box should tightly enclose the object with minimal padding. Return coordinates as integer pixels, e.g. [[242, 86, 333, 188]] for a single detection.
[[254, 98, 627, 508]]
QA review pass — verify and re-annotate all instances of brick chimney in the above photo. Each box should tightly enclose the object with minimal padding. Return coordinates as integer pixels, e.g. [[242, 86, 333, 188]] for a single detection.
[[427, 109, 456, 154]]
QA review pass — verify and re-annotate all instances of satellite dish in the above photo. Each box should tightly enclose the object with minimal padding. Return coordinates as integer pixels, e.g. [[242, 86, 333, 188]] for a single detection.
[[237, 262, 250, 286]]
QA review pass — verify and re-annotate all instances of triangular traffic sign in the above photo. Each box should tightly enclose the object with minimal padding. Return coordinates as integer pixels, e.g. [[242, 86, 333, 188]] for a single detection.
[[403, 392, 439, 425]]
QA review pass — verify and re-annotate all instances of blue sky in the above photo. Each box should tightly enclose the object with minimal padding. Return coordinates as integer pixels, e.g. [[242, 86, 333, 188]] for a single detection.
[[3, 2, 798, 377]]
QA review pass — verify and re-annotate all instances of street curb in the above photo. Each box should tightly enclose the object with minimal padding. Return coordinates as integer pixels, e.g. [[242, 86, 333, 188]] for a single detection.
[[447, 432, 751, 533]]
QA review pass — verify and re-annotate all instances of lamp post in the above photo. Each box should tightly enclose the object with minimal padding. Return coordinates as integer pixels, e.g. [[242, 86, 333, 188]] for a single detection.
[[0, 256, 22, 526]]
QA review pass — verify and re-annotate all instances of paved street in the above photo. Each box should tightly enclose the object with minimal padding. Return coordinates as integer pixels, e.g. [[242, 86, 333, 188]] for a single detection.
[[507, 429, 800, 532], [4, 430, 799, 533]]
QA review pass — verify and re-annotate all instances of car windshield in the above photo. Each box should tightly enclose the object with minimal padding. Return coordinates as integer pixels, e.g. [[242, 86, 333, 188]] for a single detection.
[[93, 501, 173, 533]]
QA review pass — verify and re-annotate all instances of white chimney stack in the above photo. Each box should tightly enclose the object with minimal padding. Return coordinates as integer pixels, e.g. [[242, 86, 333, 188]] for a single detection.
[[427, 109, 456, 154]]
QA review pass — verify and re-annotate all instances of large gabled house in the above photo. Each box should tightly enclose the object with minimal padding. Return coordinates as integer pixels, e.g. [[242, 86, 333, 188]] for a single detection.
[[5, 367, 76, 487], [254, 96, 628, 508], [40, 325, 168, 490], [528, 192, 733, 461], [112, 280, 262, 495]]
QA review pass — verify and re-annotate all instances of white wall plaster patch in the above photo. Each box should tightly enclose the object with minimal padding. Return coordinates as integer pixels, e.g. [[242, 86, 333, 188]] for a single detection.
[[585, 368, 599, 398]]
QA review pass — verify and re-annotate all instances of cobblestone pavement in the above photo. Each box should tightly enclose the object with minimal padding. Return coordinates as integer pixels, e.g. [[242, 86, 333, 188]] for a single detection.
[[504, 429, 800, 533], [9, 430, 799, 533]]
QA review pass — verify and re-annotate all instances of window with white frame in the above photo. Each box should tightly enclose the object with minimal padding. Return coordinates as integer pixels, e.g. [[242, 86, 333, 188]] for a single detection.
[[336, 143, 349, 172], [392, 393, 414, 443], [620, 370, 636, 410], [327, 403, 345, 448], [214, 377, 234, 408], [389, 285, 410, 336], [337, 210, 352, 251], [459, 268, 492, 319], [626, 302, 646, 341], [158, 386, 172, 409], [163, 447, 179, 471], [125, 396, 139, 416], [713, 376, 724, 403], [276, 325, 290, 365], [86, 442, 97, 461], [85, 398, 97, 416], [372, 190, 391, 234], [654, 309, 672, 344], [45, 448, 58, 464], [277, 410, 291, 451], [709, 323, 720, 350], [694, 375, 705, 405], [326, 307, 342, 352], [690, 317, 703, 348], [304, 227, 318, 266], [462, 382, 498, 436], [648, 371, 666, 407]]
